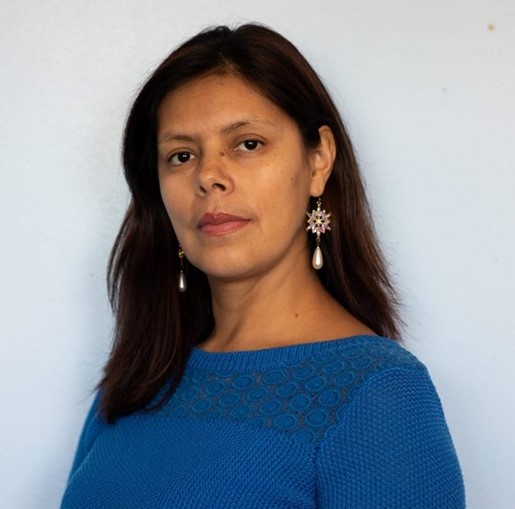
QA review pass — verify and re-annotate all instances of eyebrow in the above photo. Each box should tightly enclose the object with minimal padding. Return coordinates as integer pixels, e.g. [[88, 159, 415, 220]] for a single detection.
[[157, 117, 275, 145]]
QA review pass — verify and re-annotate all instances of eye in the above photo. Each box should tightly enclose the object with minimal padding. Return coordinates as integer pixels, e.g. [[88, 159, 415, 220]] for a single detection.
[[168, 151, 196, 164], [236, 139, 263, 152]]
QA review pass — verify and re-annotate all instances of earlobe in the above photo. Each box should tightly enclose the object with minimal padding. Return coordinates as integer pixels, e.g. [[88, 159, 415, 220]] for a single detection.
[[309, 125, 336, 197]]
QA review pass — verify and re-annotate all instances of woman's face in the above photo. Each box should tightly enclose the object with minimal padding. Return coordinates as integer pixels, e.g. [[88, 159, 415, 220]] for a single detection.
[[156, 73, 333, 283]]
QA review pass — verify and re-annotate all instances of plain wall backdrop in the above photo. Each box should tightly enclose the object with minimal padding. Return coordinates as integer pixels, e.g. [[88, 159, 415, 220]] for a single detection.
[[1, 1, 514, 507]]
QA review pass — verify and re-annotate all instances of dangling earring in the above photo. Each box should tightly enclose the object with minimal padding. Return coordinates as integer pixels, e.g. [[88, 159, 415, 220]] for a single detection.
[[177, 246, 187, 292], [306, 196, 331, 270]]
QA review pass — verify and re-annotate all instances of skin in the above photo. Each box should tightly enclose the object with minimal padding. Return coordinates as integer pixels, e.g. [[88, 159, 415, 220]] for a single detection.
[[157, 73, 375, 352]]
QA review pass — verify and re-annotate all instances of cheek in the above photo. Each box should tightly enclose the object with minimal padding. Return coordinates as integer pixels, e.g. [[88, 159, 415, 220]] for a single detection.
[[159, 183, 173, 216], [159, 182, 187, 231], [263, 177, 310, 236]]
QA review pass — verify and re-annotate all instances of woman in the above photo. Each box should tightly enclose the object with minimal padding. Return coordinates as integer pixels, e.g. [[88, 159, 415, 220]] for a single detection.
[[61, 23, 465, 508]]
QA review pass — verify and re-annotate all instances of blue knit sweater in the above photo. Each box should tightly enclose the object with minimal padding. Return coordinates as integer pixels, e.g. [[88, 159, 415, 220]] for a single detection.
[[61, 335, 465, 508]]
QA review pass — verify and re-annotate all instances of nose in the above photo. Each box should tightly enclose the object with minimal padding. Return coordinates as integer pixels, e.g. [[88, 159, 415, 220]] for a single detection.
[[196, 150, 233, 196]]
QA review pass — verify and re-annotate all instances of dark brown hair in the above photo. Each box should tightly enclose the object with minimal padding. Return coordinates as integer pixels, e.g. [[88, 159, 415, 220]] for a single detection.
[[98, 23, 405, 423]]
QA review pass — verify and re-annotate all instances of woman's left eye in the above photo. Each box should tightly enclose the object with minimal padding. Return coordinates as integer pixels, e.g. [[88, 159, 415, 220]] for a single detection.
[[236, 139, 263, 151]]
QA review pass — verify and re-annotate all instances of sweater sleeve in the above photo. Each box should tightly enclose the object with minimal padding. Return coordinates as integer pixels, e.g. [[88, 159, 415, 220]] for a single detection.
[[65, 390, 106, 483], [315, 366, 466, 508]]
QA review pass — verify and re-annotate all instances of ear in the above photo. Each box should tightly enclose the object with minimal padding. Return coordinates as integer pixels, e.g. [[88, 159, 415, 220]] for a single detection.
[[308, 125, 336, 197]]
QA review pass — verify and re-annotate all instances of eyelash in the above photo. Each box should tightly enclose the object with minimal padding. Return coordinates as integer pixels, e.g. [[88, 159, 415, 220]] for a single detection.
[[235, 139, 263, 151], [167, 151, 195, 164]]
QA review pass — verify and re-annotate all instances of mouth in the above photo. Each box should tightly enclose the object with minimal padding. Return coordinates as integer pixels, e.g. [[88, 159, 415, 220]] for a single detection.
[[197, 212, 251, 236]]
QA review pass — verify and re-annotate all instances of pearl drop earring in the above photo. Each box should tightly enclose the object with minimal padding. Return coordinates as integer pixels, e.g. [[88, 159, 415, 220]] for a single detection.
[[306, 196, 331, 270], [177, 246, 187, 292]]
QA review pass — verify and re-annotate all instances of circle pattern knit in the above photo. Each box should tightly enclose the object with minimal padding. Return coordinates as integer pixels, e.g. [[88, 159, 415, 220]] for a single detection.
[[152, 336, 422, 444]]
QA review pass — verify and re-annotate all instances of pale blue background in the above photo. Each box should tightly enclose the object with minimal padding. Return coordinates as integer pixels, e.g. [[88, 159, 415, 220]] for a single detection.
[[1, 1, 514, 507]]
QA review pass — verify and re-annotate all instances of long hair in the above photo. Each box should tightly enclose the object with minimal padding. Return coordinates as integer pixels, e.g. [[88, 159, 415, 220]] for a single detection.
[[98, 23, 405, 423]]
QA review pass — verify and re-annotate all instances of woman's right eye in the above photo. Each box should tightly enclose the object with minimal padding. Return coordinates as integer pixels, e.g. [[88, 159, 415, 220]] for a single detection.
[[168, 151, 195, 164]]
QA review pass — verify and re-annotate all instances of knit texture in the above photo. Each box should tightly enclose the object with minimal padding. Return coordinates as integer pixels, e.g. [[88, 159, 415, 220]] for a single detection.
[[61, 335, 465, 508]]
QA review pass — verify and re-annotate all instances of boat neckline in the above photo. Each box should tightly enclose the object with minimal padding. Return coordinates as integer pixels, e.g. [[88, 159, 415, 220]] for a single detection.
[[186, 334, 398, 371]]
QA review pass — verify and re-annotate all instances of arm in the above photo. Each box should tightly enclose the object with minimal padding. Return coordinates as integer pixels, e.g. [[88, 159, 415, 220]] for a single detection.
[[316, 367, 465, 508], [65, 390, 106, 483]]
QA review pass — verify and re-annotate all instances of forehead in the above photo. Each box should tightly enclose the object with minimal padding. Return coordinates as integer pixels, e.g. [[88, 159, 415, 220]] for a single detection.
[[156, 73, 293, 134]]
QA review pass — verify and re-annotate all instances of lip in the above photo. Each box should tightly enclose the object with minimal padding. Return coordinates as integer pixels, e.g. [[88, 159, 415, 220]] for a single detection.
[[197, 212, 250, 236]]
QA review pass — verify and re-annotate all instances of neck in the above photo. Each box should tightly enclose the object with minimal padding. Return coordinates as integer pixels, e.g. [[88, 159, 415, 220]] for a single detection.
[[201, 251, 372, 352]]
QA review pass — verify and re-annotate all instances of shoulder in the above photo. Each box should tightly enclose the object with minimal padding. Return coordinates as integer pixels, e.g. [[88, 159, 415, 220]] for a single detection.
[[312, 337, 465, 507], [309, 335, 440, 422], [308, 335, 425, 374], [257, 335, 433, 444], [303, 335, 429, 410]]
